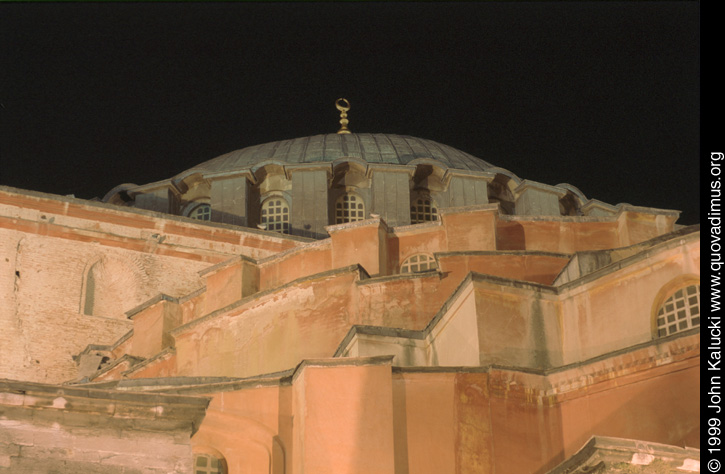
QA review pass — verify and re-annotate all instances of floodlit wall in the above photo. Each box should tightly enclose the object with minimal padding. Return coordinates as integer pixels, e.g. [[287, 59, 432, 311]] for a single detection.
[[170, 336, 698, 474], [0, 380, 208, 473], [0, 187, 300, 383]]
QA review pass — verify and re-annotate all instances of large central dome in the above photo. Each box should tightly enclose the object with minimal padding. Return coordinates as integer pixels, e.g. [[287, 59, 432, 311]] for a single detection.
[[107, 127, 616, 240], [181, 133, 494, 176]]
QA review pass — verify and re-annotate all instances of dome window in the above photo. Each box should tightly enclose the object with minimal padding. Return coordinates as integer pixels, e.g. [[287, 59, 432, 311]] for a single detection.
[[261, 197, 290, 234], [656, 284, 700, 337], [335, 193, 365, 224], [189, 203, 211, 221], [400, 254, 437, 274], [410, 196, 438, 224]]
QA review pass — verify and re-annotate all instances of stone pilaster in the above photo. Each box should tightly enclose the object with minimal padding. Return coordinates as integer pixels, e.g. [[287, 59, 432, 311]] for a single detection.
[[288, 166, 331, 238], [514, 180, 566, 216], [209, 172, 252, 226], [370, 165, 414, 226]]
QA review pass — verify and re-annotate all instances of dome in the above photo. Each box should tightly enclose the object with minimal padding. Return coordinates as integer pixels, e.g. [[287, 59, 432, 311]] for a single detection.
[[179, 133, 494, 177]]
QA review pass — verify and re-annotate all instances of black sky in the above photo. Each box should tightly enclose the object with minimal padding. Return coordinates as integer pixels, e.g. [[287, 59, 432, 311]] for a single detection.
[[0, 2, 699, 224]]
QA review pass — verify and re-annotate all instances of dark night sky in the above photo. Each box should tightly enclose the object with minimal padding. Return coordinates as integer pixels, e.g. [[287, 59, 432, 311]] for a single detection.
[[1, 2, 700, 224]]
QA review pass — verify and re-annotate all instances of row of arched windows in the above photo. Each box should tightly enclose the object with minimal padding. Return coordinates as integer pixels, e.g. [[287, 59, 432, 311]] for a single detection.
[[186, 193, 440, 234]]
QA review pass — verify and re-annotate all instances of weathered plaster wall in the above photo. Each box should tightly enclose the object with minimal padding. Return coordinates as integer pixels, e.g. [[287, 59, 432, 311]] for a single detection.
[[0, 188, 305, 383], [487, 334, 700, 474], [356, 273, 453, 330], [474, 279, 563, 369], [438, 252, 569, 285], [428, 283, 481, 367], [173, 269, 362, 378], [0, 380, 207, 473], [293, 362, 395, 474], [126, 331, 698, 474], [258, 242, 333, 290], [393, 371, 457, 474], [558, 237, 700, 364]]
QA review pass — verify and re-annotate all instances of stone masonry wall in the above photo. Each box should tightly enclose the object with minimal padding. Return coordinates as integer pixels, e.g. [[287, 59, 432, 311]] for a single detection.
[[0, 380, 207, 473], [0, 226, 212, 383]]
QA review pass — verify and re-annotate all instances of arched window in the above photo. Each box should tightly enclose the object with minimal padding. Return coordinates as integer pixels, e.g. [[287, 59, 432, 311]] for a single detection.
[[261, 197, 290, 234], [410, 195, 438, 224], [400, 254, 437, 274], [655, 284, 700, 337], [335, 193, 365, 224], [194, 453, 226, 474], [189, 203, 212, 221]]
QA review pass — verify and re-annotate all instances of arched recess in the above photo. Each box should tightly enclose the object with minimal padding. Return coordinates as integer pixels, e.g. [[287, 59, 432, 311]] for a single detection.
[[175, 173, 212, 218], [559, 192, 582, 216], [486, 173, 516, 215], [651, 275, 701, 338], [410, 163, 446, 215], [193, 409, 286, 474], [260, 196, 291, 234], [329, 160, 370, 225], [331, 159, 368, 188], [409, 192, 439, 224], [80, 256, 147, 319], [102, 183, 137, 206], [250, 163, 292, 229], [334, 191, 366, 224]]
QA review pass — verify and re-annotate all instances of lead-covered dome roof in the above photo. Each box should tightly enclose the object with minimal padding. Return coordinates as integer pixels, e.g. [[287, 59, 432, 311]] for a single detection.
[[180, 133, 494, 176]]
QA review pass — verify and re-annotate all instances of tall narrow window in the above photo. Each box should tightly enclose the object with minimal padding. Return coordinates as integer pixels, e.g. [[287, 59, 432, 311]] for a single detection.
[[194, 453, 226, 474], [656, 284, 700, 337], [335, 193, 365, 224], [410, 196, 438, 224], [261, 197, 290, 234], [189, 203, 212, 221], [400, 254, 437, 274]]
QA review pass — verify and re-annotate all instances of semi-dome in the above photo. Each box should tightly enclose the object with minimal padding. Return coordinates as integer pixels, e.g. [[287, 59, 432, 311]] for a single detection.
[[179, 133, 494, 177]]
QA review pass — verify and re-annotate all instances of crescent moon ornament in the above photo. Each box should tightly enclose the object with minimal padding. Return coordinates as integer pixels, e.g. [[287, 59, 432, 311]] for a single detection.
[[335, 98, 350, 112], [336, 98, 351, 134]]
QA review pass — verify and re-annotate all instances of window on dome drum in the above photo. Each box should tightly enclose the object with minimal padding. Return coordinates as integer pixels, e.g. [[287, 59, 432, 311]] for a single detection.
[[656, 284, 700, 337], [410, 196, 438, 224], [194, 453, 225, 474], [189, 203, 211, 221], [335, 193, 365, 224], [261, 198, 290, 234], [400, 254, 437, 274]]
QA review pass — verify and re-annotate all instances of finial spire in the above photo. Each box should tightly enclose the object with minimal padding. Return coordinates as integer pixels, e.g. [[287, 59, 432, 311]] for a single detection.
[[336, 98, 351, 134]]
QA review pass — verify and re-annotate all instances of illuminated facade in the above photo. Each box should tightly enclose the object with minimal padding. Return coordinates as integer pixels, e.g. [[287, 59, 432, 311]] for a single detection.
[[0, 116, 699, 472]]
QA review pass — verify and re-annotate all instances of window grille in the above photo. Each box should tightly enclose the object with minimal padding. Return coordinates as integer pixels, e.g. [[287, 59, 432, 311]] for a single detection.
[[410, 196, 438, 224], [400, 254, 437, 274], [335, 193, 365, 224], [189, 203, 211, 221], [194, 453, 225, 474], [656, 284, 700, 337], [261, 198, 290, 234]]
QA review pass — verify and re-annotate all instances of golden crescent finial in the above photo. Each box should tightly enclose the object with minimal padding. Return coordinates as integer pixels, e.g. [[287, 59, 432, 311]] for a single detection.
[[336, 98, 351, 134]]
